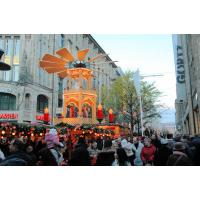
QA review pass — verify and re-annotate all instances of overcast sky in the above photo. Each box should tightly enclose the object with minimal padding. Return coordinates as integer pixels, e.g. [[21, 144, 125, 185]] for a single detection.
[[93, 35, 176, 123]]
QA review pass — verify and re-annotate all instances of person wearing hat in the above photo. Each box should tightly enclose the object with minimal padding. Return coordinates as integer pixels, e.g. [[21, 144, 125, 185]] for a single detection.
[[167, 142, 193, 166], [154, 138, 172, 166], [37, 128, 64, 166]]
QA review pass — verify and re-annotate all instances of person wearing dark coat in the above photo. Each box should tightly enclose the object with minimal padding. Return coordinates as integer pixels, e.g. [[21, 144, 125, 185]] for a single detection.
[[154, 139, 172, 166], [167, 142, 193, 166], [26, 145, 37, 166], [68, 138, 91, 166], [0, 139, 32, 166], [96, 140, 115, 166]]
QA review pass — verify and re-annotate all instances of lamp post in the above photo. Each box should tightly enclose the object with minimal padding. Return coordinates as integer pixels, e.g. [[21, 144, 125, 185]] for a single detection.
[[133, 69, 164, 136]]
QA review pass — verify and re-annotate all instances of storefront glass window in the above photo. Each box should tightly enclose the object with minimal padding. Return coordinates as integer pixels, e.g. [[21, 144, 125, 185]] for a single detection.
[[0, 93, 16, 110], [37, 95, 48, 113]]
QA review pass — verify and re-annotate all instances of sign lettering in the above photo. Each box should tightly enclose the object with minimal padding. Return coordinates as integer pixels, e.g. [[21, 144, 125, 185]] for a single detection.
[[176, 45, 185, 84], [0, 113, 18, 119]]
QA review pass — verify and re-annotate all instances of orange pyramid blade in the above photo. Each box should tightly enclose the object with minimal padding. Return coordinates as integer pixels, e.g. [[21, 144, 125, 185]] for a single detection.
[[88, 54, 107, 63], [45, 67, 66, 73], [77, 49, 89, 61], [40, 61, 65, 69], [57, 70, 68, 78], [56, 48, 74, 62], [42, 54, 67, 65]]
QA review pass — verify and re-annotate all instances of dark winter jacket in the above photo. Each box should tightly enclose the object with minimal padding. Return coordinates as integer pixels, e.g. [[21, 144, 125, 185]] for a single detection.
[[154, 145, 172, 166], [69, 146, 91, 166], [0, 151, 32, 166], [96, 150, 115, 166], [37, 147, 58, 166], [167, 151, 193, 166]]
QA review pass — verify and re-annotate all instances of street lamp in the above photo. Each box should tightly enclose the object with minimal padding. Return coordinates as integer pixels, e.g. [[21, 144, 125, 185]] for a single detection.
[[133, 69, 164, 136], [0, 49, 11, 71]]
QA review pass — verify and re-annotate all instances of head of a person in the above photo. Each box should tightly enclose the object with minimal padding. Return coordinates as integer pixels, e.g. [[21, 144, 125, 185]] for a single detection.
[[174, 135, 182, 142], [133, 137, 139, 144], [144, 138, 151, 147], [9, 139, 25, 153], [26, 145, 34, 154], [173, 142, 186, 153], [160, 138, 168, 146], [151, 134, 156, 140], [92, 141, 97, 149]]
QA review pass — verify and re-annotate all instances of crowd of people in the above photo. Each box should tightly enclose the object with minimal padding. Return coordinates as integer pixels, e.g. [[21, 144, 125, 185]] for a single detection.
[[0, 128, 200, 166]]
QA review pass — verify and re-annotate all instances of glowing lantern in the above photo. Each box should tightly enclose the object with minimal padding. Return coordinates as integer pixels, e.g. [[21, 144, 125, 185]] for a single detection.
[[97, 104, 103, 124], [44, 107, 49, 124], [108, 108, 114, 123], [2, 130, 5, 135]]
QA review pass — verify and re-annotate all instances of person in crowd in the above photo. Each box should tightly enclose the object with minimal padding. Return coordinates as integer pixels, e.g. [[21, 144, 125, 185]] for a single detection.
[[87, 140, 98, 165], [96, 139, 115, 166], [154, 138, 172, 166], [26, 145, 37, 166], [167, 142, 193, 166], [0, 137, 10, 157], [121, 139, 135, 166], [132, 137, 144, 166], [116, 147, 131, 166], [68, 137, 91, 166], [141, 138, 156, 166], [37, 128, 64, 166], [151, 134, 161, 149], [0, 138, 32, 166], [181, 135, 194, 160], [191, 135, 200, 165], [0, 147, 5, 162]]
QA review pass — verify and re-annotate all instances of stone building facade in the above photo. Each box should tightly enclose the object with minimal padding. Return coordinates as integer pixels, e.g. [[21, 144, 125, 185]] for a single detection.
[[0, 34, 123, 124], [173, 34, 200, 135]]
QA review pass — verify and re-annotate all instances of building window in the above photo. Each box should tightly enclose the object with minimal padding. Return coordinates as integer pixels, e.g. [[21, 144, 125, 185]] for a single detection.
[[37, 95, 48, 113], [13, 36, 20, 81], [58, 77, 63, 92], [25, 93, 31, 109], [3, 36, 13, 81], [0, 93, 16, 110], [58, 98, 63, 108], [61, 34, 65, 48]]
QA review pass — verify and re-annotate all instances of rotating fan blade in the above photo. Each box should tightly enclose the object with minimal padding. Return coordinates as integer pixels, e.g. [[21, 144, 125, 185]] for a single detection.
[[57, 70, 68, 78], [45, 67, 66, 73], [56, 48, 75, 62], [40, 61, 65, 69], [88, 54, 107, 63], [42, 54, 67, 65], [77, 49, 89, 61]]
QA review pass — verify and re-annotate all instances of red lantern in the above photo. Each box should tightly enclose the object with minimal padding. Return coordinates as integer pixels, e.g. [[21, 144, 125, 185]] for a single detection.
[[44, 107, 49, 123], [97, 104, 103, 124], [109, 109, 114, 123]]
